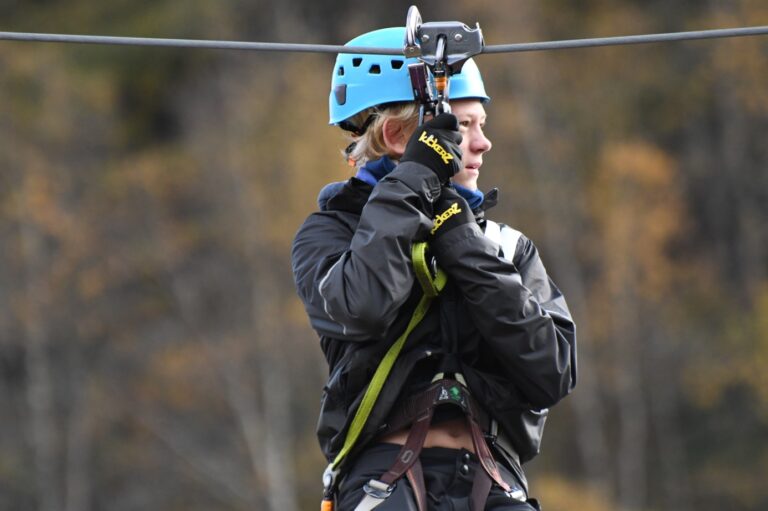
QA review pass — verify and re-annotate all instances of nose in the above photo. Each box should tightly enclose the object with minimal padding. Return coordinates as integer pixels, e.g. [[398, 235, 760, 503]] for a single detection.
[[470, 127, 492, 154]]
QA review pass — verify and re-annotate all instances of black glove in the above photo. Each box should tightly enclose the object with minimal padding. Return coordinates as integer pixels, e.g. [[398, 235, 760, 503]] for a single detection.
[[400, 113, 463, 183], [431, 186, 474, 239]]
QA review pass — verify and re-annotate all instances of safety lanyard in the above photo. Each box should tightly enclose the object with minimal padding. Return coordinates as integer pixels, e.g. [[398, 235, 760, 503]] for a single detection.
[[323, 241, 446, 490]]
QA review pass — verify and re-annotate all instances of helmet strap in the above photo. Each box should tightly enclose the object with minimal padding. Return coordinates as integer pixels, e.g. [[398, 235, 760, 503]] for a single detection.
[[338, 111, 379, 136]]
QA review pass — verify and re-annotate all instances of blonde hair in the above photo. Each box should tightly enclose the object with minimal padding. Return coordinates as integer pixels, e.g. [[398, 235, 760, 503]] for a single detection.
[[343, 103, 420, 168]]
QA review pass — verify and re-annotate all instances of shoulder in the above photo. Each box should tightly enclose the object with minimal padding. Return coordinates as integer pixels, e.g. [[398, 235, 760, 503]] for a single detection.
[[317, 177, 373, 213], [293, 208, 357, 251]]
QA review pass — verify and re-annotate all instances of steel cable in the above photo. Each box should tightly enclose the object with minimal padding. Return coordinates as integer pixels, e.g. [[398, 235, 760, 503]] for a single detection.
[[0, 32, 400, 54], [482, 25, 768, 53], [1, 25, 767, 55]]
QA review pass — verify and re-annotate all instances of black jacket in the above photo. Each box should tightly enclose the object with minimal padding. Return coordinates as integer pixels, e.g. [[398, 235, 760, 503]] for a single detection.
[[291, 162, 576, 471]]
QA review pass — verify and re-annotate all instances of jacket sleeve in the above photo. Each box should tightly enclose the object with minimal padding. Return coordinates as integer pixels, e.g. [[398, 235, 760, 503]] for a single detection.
[[291, 163, 441, 341], [431, 222, 577, 409]]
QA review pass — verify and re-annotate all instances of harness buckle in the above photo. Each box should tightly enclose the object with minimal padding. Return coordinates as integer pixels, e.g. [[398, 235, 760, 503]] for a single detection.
[[363, 479, 395, 499]]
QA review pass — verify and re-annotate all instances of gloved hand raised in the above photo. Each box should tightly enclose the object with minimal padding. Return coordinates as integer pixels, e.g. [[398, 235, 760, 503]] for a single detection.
[[400, 113, 463, 184], [430, 186, 474, 239]]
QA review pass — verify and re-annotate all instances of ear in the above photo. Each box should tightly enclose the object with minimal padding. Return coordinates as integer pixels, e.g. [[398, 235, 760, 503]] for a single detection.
[[382, 117, 410, 158]]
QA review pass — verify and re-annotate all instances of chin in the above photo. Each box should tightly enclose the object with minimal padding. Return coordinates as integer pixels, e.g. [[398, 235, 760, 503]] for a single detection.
[[452, 178, 479, 190], [453, 168, 480, 190]]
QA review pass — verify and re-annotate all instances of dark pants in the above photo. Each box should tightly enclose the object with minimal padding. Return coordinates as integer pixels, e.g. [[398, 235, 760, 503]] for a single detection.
[[337, 443, 540, 511]]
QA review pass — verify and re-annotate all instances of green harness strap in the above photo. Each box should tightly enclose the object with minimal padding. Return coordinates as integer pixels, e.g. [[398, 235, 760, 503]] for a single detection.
[[329, 241, 446, 472]]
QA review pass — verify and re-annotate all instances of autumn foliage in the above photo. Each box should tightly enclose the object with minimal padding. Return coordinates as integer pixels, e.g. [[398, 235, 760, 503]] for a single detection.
[[1, 1, 767, 510]]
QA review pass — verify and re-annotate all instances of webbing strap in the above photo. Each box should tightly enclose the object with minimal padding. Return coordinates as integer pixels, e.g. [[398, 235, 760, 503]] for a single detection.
[[331, 242, 446, 471], [411, 241, 446, 296], [405, 459, 428, 511]]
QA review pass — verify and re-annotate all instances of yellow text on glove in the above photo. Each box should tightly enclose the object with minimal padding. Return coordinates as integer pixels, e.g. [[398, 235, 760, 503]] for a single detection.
[[418, 131, 454, 165], [431, 203, 462, 234]]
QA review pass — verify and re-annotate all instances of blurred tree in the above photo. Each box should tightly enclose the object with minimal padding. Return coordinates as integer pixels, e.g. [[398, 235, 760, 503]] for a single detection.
[[1, 1, 767, 510]]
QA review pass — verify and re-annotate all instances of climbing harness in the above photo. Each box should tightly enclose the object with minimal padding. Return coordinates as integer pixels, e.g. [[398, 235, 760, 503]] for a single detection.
[[353, 378, 525, 511], [321, 239, 519, 511], [321, 220, 527, 510], [319, 213, 529, 509]]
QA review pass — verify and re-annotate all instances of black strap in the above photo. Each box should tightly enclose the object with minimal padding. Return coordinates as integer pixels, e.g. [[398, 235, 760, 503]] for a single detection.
[[338, 111, 379, 136], [380, 380, 492, 437], [405, 459, 428, 511], [470, 467, 493, 511]]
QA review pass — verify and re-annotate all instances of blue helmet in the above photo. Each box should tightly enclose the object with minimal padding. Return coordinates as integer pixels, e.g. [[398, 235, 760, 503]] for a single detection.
[[329, 27, 489, 126]]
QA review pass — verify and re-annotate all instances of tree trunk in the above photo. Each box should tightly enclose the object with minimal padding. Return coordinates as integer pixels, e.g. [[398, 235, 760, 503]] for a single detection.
[[647, 328, 692, 511], [252, 270, 298, 511], [19, 204, 61, 511], [64, 359, 92, 511], [613, 294, 647, 511]]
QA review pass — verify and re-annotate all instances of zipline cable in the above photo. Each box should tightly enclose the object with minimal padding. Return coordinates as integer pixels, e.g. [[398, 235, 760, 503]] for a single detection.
[[0, 32, 399, 54], [1, 25, 767, 55], [483, 25, 768, 53]]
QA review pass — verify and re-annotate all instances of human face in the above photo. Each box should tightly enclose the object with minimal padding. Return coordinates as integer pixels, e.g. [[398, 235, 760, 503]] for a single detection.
[[451, 100, 492, 191]]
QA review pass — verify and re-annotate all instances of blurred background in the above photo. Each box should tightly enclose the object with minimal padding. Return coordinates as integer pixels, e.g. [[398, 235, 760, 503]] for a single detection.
[[1, 1, 767, 510]]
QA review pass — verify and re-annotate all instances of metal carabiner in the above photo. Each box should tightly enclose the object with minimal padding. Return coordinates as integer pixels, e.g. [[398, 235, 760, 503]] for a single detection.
[[432, 35, 451, 114]]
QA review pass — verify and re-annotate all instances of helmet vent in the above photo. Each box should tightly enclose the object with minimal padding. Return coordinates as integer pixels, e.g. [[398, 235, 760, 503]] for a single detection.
[[391, 60, 404, 70], [352, 57, 363, 67], [369, 64, 381, 75], [338, 66, 345, 76]]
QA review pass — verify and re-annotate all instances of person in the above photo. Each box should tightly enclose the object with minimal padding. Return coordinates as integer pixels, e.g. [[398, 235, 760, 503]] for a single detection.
[[291, 26, 577, 511]]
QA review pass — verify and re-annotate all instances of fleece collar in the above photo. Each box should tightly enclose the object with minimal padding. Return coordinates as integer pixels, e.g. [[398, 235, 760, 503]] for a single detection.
[[319, 157, 499, 214], [354, 155, 397, 187]]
